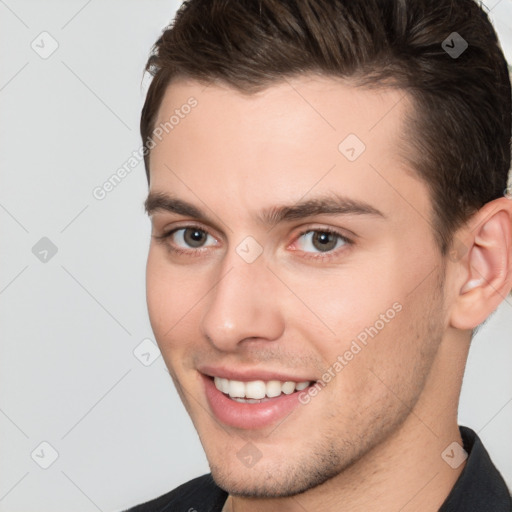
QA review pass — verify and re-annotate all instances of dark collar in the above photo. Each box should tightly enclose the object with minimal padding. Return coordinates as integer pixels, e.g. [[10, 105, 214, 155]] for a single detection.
[[439, 426, 511, 511]]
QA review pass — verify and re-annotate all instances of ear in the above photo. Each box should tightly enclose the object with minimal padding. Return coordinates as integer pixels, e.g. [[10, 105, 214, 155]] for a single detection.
[[449, 196, 512, 330]]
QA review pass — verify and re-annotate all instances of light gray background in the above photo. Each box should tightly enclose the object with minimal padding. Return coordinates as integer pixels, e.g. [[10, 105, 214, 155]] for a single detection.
[[0, 1, 511, 511]]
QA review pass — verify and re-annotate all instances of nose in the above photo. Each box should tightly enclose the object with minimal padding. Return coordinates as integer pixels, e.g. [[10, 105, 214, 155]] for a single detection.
[[199, 250, 285, 352]]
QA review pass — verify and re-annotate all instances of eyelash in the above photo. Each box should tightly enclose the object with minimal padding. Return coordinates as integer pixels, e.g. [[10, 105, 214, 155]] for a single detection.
[[153, 224, 353, 262]]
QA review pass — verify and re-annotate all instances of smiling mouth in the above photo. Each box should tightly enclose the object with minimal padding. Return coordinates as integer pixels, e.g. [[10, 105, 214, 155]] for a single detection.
[[213, 376, 314, 403]]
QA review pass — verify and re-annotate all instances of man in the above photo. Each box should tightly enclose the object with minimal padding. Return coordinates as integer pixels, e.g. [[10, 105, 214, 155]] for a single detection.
[[127, 0, 512, 510]]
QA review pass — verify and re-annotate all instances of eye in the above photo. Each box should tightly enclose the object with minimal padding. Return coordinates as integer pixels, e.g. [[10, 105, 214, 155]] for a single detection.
[[170, 227, 217, 249], [294, 229, 349, 254], [154, 226, 218, 251]]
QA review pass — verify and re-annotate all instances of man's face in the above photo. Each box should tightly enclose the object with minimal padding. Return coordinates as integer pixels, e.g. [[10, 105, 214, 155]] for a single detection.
[[145, 76, 449, 497]]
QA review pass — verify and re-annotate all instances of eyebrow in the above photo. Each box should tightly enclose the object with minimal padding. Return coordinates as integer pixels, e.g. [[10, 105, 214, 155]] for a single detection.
[[144, 191, 385, 227]]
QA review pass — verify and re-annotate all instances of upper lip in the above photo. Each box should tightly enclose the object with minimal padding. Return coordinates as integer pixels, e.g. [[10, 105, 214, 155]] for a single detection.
[[198, 365, 316, 382]]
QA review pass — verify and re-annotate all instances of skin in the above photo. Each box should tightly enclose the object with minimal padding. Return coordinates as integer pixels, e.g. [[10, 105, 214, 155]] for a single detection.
[[144, 75, 512, 511]]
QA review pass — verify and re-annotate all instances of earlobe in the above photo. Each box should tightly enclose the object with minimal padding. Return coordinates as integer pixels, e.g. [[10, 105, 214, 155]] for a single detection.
[[449, 197, 512, 330]]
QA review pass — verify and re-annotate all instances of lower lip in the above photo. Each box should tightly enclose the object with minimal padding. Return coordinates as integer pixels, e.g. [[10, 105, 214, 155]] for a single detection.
[[202, 375, 308, 430]]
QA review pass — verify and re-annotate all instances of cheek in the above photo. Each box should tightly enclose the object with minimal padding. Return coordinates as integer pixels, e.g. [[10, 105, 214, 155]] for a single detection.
[[350, 280, 444, 408], [146, 251, 172, 333], [145, 249, 216, 361], [280, 266, 396, 351], [280, 261, 437, 394], [146, 251, 194, 348]]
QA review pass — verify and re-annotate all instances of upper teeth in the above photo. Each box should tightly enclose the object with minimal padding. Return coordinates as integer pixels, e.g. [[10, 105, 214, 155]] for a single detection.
[[214, 377, 311, 399]]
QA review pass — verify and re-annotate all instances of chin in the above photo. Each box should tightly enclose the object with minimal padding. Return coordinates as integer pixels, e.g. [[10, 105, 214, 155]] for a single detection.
[[207, 448, 350, 499]]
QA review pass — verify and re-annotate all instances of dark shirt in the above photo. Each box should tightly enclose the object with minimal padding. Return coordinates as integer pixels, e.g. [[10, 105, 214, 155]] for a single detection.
[[125, 426, 511, 512]]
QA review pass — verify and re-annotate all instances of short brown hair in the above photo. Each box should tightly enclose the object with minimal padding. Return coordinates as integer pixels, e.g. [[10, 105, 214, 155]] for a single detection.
[[141, 0, 511, 253]]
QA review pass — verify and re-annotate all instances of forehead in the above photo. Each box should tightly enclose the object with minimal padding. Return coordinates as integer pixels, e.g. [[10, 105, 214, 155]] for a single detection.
[[149, 76, 429, 225]]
